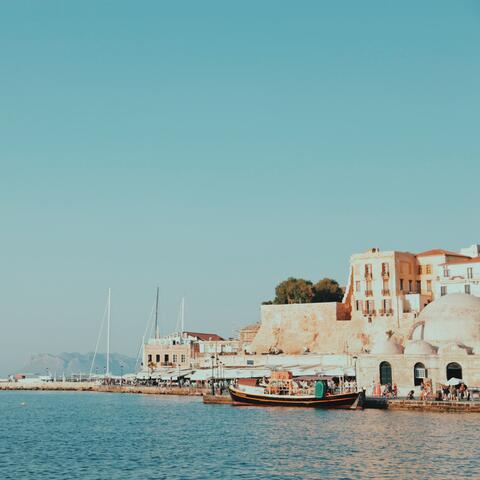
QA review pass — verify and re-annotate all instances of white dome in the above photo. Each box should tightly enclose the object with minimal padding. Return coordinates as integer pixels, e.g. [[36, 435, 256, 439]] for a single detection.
[[420, 293, 480, 346], [371, 337, 404, 355], [437, 342, 471, 356], [404, 340, 437, 355]]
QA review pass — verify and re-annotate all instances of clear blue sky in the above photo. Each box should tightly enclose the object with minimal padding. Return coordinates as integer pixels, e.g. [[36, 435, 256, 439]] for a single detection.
[[1, 1, 479, 374]]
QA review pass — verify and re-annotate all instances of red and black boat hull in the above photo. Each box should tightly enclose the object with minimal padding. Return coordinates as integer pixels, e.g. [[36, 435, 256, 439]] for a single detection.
[[229, 387, 363, 409]]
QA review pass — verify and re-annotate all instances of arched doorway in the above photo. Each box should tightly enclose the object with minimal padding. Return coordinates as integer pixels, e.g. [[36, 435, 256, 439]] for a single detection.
[[414, 362, 427, 386], [446, 362, 462, 380], [379, 361, 392, 385]]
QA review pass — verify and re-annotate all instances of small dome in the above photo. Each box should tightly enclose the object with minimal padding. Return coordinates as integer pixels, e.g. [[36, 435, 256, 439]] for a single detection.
[[404, 340, 437, 355], [437, 342, 471, 355], [371, 337, 404, 355], [420, 293, 480, 346]]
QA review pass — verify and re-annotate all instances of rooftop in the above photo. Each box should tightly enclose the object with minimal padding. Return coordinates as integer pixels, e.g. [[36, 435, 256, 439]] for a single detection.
[[184, 331, 224, 341], [440, 257, 480, 265], [416, 249, 470, 258]]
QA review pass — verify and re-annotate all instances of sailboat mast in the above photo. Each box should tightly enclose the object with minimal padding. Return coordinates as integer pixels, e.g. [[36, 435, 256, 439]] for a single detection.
[[155, 286, 159, 339], [106, 287, 111, 377], [181, 297, 185, 334]]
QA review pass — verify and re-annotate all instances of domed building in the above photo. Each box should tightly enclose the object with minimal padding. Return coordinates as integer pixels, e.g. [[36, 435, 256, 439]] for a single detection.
[[370, 337, 404, 355], [420, 293, 480, 347], [404, 340, 437, 355], [357, 294, 480, 394]]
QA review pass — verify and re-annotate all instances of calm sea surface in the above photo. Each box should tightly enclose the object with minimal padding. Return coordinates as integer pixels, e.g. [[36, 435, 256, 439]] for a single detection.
[[1, 391, 479, 479]]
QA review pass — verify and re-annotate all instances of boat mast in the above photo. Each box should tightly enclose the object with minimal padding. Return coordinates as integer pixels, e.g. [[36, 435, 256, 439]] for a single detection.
[[181, 297, 185, 334], [106, 287, 111, 377], [155, 286, 160, 339]]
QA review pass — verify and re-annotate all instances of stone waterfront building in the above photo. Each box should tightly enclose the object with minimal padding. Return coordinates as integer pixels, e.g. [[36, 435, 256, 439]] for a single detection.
[[357, 293, 480, 393], [248, 243, 480, 394]]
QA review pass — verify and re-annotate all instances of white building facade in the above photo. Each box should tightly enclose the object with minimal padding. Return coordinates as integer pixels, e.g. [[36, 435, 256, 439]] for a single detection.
[[437, 257, 480, 297]]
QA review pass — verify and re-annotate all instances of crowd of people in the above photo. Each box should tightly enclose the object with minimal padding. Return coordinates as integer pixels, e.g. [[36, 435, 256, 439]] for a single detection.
[[371, 381, 398, 398], [373, 379, 475, 401], [440, 383, 471, 401]]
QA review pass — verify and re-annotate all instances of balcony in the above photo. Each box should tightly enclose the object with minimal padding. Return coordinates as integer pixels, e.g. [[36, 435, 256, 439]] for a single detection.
[[381, 289, 390, 296], [365, 290, 373, 297], [362, 309, 376, 316], [381, 271, 390, 278], [364, 272, 373, 280], [378, 308, 393, 316]]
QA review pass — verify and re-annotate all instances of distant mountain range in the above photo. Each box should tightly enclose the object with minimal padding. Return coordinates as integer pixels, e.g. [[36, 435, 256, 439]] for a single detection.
[[19, 352, 138, 376]]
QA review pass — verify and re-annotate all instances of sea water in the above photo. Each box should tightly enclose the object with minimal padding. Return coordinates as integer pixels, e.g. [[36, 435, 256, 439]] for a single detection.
[[0, 391, 478, 479]]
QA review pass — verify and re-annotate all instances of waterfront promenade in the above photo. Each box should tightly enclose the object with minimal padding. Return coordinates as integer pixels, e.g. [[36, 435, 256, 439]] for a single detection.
[[3, 383, 480, 412], [0, 382, 206, 396]]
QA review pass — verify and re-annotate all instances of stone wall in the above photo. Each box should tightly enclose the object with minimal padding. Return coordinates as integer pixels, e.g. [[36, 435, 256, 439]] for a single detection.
[[251, 303, 367, 355]]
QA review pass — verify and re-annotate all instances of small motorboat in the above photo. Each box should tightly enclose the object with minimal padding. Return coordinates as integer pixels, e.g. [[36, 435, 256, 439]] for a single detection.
[[229, 371, 363, 409]]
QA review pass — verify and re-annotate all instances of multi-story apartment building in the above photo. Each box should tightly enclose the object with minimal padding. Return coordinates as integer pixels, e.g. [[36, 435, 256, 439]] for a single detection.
[[347, 244, 480, 323], [348, 248, 419, 322]]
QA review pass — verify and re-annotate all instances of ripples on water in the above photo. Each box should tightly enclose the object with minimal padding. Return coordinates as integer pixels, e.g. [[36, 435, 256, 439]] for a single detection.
[[0, 391, 479, 479]]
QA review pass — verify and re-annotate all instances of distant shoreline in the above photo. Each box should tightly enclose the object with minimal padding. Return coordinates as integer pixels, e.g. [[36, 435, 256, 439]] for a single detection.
[[0, 382, 205, 396]]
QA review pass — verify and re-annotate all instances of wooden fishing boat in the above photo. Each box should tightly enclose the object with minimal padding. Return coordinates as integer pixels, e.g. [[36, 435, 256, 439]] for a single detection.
[[229, 371, 363, 409]]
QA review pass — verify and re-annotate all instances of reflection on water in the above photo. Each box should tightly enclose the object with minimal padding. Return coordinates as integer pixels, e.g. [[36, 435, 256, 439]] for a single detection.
[[1, 391, 479, 479]]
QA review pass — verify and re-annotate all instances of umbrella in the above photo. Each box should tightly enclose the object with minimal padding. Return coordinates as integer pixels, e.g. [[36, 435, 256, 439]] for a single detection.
[[446, 377, 462, 386]]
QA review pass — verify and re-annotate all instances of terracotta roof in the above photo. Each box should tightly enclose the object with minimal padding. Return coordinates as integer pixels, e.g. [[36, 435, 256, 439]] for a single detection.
[[440, 257, 480, 265], [185, 331, 224, 341], [416, 249, 470, 258]]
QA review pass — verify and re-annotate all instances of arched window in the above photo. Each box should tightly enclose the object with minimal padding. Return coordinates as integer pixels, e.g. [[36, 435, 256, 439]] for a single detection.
[[379, 361, 392, 385], [446, 362, 462, 380], [414, 362, 427, 386]]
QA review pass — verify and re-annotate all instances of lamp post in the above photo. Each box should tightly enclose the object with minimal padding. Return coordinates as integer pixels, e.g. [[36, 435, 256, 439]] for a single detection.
[[353, 356, 358, 391], [120, 363, 124, 386], [210, 354, 215, 395]]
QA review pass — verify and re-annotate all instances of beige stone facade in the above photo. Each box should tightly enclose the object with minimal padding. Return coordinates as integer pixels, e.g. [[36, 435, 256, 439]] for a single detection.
[[250, 303, 365, 355], [144, 340, 198, 369], [143, 331, 224, 370], [356, 352, 480, 396]]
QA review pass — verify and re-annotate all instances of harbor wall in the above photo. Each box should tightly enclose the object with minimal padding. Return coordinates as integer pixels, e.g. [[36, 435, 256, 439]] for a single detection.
[[388, 399, 480, 413], [0, 382, 206, 396]]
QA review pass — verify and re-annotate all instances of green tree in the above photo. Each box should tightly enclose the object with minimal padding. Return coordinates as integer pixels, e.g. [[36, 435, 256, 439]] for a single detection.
[[312, 278, 344, 303], [274, 277, 314, 304]]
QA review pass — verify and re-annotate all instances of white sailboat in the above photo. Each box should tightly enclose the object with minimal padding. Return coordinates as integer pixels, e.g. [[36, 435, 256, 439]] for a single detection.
[[89, 288, 112, 380]]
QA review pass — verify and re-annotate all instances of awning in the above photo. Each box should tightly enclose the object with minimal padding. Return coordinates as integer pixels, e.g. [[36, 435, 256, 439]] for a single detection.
[[446, 377, 463, 386], [320, 367, 356, 377], [187, 370, 211, 381], [187, 368, 271, 381]]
